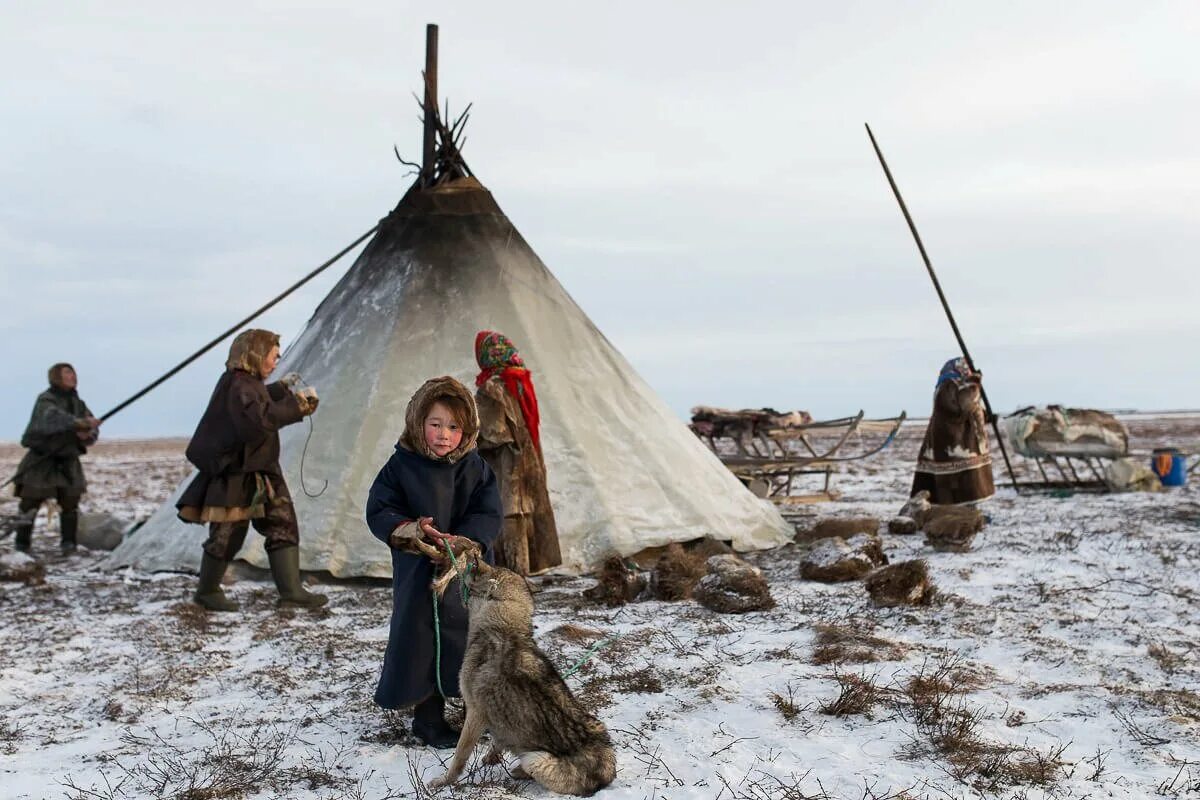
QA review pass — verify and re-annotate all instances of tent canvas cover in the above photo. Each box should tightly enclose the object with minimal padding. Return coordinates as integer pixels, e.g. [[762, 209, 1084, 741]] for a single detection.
[[107, 178, 791, 577]]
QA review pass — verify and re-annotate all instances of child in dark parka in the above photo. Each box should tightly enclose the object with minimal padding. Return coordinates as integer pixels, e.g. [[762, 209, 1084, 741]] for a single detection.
[[365, 376, 502, 748]]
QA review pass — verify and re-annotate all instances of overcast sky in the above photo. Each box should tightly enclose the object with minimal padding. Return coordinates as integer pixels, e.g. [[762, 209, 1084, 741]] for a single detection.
[[2, 1, 1198, 439]]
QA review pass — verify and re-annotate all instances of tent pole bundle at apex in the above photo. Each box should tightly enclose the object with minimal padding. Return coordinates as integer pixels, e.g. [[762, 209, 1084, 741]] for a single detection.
[[104, 23, 793, 578]]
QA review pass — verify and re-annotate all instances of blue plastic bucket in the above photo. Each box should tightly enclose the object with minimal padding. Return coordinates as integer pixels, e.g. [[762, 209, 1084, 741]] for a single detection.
[[1151, 448, 1188, 487]]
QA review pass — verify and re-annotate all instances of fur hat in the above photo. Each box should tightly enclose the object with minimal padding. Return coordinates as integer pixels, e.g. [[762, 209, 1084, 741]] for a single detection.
[[399, 376, 481, 463], [225, 329, 280, 377], [47, 362, 76, 389]]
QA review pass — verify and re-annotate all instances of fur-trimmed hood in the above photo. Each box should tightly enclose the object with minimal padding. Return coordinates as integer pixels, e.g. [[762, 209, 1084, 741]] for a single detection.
[[399, 376, 480, 464], [225, 329, 280, 377]]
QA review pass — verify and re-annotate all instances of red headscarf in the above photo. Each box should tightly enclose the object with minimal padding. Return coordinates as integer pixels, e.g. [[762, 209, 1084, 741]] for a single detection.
[[474, 330, 542, 453]]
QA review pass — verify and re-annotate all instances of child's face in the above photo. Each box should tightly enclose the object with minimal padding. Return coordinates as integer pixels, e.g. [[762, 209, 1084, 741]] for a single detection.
[[424, 401, 464, 457], [261, 345, 281, 379]]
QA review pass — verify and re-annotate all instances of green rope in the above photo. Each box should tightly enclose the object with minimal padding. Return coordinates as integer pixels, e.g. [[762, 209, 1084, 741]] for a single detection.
[[431, 538, 472, 699], [561, 636, 617, 679], [431, 539, 610, 694], [432, 586, 446, 698]]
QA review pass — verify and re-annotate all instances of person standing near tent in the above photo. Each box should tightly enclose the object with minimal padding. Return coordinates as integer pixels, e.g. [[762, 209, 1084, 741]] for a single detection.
[[912, 357, 996, 504], [11, 363, 100, 554], [473, 330, 562, 575], [365, 376, 502, 748], [176, 329, 325, 611]]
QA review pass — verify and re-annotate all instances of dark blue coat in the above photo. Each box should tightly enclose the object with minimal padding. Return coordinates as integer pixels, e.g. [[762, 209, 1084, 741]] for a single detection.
[[365, 444, 502, 708]]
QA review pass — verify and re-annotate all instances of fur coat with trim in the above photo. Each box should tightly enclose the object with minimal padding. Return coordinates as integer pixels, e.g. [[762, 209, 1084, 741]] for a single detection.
[[912, 378, 995, 504], [365, 376, 503, 707], [15, 387, 94, 500], [176, 363, 304, 522], [475, 376, 561, 573]]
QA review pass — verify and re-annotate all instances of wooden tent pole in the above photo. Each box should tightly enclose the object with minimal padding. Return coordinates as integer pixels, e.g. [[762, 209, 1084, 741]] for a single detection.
[[422, 23, 439, 186], [864, 123, 1019, 490]]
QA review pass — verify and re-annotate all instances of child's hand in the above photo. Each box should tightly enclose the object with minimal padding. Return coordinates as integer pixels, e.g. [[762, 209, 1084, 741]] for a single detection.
[[418, 518, 453, 563], [441, 535, 480, 560], [419, 517, 446, 542]]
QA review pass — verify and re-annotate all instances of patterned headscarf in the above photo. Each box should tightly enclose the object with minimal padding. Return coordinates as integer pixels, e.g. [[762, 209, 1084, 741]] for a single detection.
[[474, 330, 541, 453], [936, 357, 971, 388]]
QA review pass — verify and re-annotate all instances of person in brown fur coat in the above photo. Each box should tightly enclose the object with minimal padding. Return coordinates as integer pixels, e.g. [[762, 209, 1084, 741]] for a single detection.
[[472, 330, 562, 575], [911, 357, 995, 505], [177, 329, 324, 611]]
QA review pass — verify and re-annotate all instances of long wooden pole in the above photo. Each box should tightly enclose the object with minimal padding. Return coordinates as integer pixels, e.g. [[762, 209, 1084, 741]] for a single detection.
[[864, 123, 1019, 489], [2, 224, 379, 489], [422, 23, 439, 186]]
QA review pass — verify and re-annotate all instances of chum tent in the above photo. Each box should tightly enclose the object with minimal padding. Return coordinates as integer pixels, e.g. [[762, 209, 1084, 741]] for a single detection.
[[106, 35, 791, 577]]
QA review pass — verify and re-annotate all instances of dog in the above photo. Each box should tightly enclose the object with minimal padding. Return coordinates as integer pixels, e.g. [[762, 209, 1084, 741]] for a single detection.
[[411, 536, 481, 598], [429, 560, 616, 796]]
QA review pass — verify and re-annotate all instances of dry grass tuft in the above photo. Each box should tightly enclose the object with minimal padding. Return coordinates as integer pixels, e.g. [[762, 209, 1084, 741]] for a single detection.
[[588, 667, 664, 696], [359, 708, 415, 746], [811, 624, 907, 665], [769, 683, 809, 722], [898, 657, 1068, 790], [548, 623, 607, 644], [166, 601, 210, 635], [0, 716, 27, 756], [820, 671, 887, 717], [1148, 641, 1186, 673]]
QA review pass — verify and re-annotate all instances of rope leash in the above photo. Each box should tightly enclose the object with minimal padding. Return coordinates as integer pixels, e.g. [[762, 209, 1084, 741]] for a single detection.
[[430, 543, 615, 695], [560, 636, 617, 679], [299, 416, 328, 498], [431, 539, 471, 698]]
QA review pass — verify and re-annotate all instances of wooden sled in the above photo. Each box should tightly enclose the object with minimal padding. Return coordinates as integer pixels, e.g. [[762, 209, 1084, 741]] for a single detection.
[[1015, 454, 1111, 493], [691, 408, 907, 504], [1001, 406, 1129, 493]]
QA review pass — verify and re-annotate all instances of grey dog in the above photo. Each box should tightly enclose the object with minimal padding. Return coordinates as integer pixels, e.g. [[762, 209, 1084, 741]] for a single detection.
[[429, 560, 616, 795]]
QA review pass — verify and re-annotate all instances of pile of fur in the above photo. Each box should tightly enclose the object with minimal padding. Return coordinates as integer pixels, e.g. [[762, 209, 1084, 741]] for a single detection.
[[864, 560, 937, 607], [886, 491, 986, 551], [648, 538, 732, 601], [923, 506, 985, 552], [888, 492, 931, 535], [801, 534, 888, 582], [801, 516, 880, 542], [582, 556, 646, 606], [583, 538, 734, 606], [692, 554, 774, 613], [0, 551, 46, 586]]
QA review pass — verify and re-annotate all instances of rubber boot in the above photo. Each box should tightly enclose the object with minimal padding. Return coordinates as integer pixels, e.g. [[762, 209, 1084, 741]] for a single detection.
[[13, 520, 33, 553], [59, 510, 78, 555], [194, 553, 239, 612], [412, 694, 459, 749], [268, 546, 327, 608]]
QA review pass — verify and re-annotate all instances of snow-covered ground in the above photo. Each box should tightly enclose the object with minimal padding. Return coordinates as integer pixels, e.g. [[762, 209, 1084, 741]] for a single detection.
[[2, 418, 1199, 799]]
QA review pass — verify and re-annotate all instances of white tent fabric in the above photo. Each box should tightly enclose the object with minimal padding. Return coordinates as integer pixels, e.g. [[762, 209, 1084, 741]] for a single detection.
[[106, 179, 792, 577]]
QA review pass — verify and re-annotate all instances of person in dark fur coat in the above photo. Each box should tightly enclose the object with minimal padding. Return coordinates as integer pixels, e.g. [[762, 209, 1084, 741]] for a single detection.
[[11, 363, 100, 554], [912, 357, 995, 504], [365, 376, 502, 748], [473, 330, 561, 575], [177, 329, 324, 611]]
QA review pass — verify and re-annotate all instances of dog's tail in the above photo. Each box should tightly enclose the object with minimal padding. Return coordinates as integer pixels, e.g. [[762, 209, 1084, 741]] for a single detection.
[[518, 742, 616, 796]]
